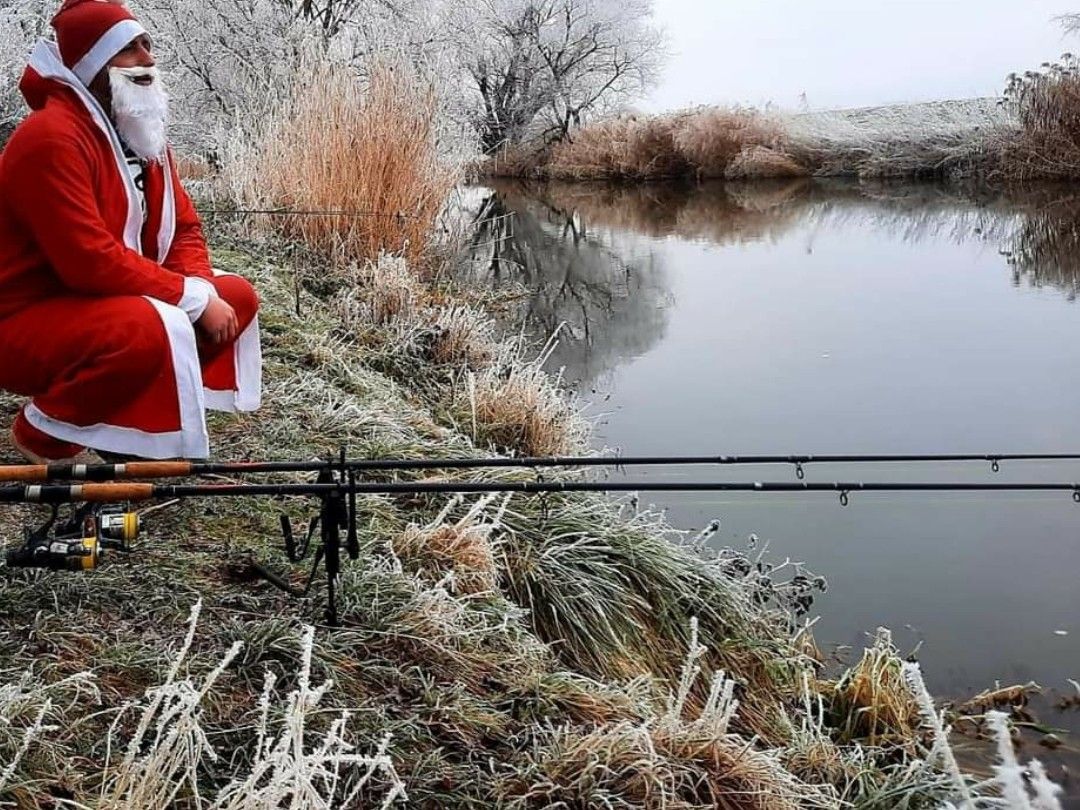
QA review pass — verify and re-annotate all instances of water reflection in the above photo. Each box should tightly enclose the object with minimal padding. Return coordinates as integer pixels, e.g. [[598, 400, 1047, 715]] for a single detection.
[[1001, 189, 1080, 301], [469, 179, 1080, 384], [464, 187, 673, 385]]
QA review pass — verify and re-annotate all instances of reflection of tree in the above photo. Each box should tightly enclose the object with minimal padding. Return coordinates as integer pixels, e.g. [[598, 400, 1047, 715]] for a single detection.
[[466, 186, 672, 386], [532, 179, 813, 245]]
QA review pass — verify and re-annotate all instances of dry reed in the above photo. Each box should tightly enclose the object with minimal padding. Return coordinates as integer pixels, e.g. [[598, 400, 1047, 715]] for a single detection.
[[542, 108, 786, 180], [229, 61, 456, 268], [997, 55, 1080, 180], [464, 351, 585, 457]]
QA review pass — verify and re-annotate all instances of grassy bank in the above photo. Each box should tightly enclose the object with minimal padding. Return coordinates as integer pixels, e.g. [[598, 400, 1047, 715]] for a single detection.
[[482, 56, 1080, 182], [482, 100, 1015, 182]]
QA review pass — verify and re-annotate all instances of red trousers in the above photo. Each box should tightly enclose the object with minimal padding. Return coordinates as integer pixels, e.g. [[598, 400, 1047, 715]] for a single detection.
[[0, 274, 259, 458]]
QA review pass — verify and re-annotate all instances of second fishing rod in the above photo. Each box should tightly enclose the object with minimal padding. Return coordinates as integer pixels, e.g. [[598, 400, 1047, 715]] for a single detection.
[[3, 450, 1080, 482]]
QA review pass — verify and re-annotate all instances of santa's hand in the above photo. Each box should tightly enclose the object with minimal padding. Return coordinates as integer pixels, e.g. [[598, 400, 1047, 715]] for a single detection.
[[196, 296, 238, 345]]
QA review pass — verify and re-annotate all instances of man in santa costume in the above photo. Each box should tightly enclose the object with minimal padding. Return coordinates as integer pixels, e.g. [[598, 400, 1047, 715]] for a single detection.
[[0, 0, 261, 462]]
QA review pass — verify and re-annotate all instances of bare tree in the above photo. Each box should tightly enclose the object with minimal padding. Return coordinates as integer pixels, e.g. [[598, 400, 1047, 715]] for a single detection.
[[452, 0, 664, 153]]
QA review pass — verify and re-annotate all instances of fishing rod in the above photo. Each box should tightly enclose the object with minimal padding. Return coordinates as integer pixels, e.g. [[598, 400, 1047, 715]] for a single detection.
[[4, 451, 1080, 483], [7, 480, 1080, 503], [7, 455, 1080, 626]]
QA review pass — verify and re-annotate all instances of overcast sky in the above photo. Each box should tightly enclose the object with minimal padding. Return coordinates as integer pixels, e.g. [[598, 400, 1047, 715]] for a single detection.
[[644, 0, 1078, 112]]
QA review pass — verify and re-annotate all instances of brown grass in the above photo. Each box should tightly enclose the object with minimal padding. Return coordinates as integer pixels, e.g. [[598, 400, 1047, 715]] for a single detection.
[[232, 62, 456, 268], [491, 107, 799, 181], [394, 516, 499, 596], [724, 145, 808, 179], [429, 306, 497, 369], [829, 628, 922, 747], [174, 154, 213, 181], [465, 358, 585, 457], [504, 721, 837, 809], [1003, 57, 1080, 179]]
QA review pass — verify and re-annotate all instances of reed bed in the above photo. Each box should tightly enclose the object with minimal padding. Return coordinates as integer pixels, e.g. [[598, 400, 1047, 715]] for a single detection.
[[224, 62, 457, 269], [538, 108, 790, 181], [481, 86, 1080, 182], [1000, 54, 1080, 180]]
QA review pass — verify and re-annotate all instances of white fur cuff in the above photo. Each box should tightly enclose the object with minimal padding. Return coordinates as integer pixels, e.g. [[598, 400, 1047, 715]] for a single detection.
[[178, 276, 217, 322]]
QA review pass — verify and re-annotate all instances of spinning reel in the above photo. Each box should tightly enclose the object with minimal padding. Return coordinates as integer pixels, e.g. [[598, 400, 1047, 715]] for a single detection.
[[5, 501, 140, 571]]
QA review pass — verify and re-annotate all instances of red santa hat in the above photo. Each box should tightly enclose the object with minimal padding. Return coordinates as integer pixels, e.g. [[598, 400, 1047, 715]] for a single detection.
[[50, 0, 147, 86]]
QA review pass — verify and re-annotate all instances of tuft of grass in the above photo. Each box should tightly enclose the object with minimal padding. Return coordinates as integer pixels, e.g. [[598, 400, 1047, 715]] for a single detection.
[[461, 348, 586, 457], [499, 621, 837, 809], [829, 628, 921, 747], [392, 496, 502, 596]]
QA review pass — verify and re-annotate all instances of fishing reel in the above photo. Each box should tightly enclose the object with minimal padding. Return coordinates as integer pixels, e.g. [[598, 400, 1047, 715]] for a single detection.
[[5, 502, 139, 572]]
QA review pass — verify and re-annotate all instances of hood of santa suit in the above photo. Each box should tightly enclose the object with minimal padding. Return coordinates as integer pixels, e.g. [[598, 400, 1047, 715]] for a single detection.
[[19, 0, 177, 263]]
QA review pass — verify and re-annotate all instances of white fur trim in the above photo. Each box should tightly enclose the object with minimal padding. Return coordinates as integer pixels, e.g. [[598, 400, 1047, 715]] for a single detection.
[[29, 41, 144, 252], [179, 276, 215, 322], [234, 314, 263, 411], [27, 404, 187, 460], [159, 151, 177, 260], [72, 19, 147, 86], [204, 269, 263, 413], [24, 300, 210, 459]]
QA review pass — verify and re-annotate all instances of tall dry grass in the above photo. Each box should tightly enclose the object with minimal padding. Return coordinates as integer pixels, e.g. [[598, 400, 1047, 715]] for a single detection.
[[542, 107, 798, 181], [1002, 56, 1080, 179], [228, 62, 457, 268]]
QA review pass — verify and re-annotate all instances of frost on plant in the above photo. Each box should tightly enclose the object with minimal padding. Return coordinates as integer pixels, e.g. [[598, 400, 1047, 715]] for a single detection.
[[984, 710, 1063, 810], [98, 602, 405, 809], [212, 625, 407, 810]]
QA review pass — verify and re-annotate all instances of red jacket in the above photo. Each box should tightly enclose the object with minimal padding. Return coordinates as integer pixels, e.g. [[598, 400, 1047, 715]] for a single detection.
[[0, 54, 213, 322]]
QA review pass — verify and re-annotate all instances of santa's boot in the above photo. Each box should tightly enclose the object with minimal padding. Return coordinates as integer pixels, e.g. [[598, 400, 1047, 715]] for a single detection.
[[10, 407, 93, 464]]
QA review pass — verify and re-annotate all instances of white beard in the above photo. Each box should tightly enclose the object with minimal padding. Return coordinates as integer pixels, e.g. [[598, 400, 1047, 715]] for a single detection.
[[108, 66, 169, 162]]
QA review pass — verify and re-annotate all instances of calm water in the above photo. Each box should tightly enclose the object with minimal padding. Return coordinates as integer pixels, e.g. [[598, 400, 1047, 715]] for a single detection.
[[466, 179, 1080, 727]]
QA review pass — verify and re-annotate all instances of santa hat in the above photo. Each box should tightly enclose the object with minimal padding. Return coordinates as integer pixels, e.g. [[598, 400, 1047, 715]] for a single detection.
[[51, 0, 147, 86]]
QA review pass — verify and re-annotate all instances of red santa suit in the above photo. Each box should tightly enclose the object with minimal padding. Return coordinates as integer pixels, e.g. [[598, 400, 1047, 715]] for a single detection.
[[0, 0, 261, 460]]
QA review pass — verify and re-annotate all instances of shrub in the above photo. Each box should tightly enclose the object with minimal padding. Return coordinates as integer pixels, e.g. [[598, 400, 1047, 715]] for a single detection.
[[507, 107, 802, 181]]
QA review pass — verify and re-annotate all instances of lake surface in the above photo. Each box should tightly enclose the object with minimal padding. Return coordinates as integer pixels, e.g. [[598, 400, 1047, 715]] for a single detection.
[[465, 179, 1080, 743]]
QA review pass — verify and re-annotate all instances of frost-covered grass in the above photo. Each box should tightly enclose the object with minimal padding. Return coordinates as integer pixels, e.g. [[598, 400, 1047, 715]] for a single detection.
[[785, 98, 1018, 179]]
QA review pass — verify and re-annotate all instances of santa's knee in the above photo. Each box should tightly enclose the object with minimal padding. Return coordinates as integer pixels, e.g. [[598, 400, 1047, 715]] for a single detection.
[[212, 274, 260, 328]]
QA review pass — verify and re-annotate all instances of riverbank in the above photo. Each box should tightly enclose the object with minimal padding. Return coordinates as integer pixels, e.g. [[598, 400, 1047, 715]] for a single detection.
[[0, 211, 1068, 805], [482, 84, 1080, 183]]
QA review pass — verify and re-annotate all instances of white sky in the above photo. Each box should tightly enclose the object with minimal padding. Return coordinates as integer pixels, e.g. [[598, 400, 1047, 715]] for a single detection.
[[644, 0, 1078, 112]]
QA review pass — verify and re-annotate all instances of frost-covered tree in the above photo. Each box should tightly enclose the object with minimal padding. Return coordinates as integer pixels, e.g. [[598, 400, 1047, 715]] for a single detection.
[[449, 0, 664, 152], [130, 0, 469, 158], [0, 0, 53, 142]]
